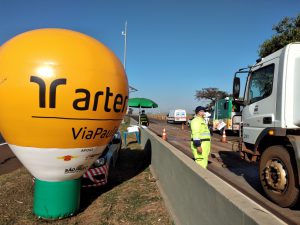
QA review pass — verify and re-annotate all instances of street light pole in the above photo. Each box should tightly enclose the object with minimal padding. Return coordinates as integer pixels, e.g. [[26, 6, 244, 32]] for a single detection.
[[121, 21, 137, 94], [122, 21, 127, 70]]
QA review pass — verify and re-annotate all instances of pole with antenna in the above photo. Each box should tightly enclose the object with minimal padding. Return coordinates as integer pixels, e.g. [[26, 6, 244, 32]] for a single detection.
[[122, 21, 138, 123], [122, 21, 137, 93], [122, 21, 127, 70]]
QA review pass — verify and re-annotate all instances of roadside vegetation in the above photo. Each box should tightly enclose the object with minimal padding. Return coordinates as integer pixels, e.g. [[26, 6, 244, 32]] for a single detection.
[[259, 13, 300, 57]]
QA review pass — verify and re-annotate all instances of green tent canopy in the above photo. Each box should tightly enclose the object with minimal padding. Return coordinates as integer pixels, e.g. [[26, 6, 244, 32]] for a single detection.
[[128, 98, 158, 108], [128, 98, 158, 125]]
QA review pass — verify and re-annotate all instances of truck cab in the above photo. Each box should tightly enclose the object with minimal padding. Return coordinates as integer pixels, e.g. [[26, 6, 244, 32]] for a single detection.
[[212, 97, 242, 133], [233, 43, 300, 207]]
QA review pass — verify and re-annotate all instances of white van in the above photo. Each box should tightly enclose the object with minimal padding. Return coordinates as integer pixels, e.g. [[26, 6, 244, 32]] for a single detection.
[[167, 109, 187, 123]]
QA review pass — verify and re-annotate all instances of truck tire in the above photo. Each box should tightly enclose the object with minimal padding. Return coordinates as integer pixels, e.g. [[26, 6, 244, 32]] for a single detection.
[[259, 145, 299, 207]]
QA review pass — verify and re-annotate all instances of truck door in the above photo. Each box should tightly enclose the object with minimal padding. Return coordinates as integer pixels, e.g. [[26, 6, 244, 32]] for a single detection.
[[242, 60, 278, 144]]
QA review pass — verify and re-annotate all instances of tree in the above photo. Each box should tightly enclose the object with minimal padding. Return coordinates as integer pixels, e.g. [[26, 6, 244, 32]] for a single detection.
[[259, 14, 300, 57], [195, 88, 230, 109]]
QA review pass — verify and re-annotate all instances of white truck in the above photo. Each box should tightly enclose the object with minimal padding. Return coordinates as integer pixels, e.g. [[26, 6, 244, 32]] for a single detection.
[[233, 43, 300, 207], [167, 109, 187, 123]]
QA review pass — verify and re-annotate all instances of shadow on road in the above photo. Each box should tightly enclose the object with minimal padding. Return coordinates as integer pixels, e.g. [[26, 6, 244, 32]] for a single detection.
[[217, 150, 264, 193], [217, 150, 300, 210]]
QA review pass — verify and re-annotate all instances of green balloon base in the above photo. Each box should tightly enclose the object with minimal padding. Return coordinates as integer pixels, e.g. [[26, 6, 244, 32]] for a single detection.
[[33, 178, 81, 219]]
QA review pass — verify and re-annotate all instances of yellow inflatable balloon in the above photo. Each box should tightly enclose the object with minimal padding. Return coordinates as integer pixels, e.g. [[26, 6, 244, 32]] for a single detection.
[[0, 28, 128, 181]]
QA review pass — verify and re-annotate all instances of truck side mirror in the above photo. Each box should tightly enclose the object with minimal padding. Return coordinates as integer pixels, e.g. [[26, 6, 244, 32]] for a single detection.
[[233, 77, 240, 99]]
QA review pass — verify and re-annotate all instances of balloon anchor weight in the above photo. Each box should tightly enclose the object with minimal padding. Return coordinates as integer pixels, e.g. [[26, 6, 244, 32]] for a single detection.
[[33, 178, 81, 219]]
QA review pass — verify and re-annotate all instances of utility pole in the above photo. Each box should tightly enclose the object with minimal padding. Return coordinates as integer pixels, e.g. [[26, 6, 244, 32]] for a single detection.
[[122, 21, 127, 70], [122, 21, 137, 93]]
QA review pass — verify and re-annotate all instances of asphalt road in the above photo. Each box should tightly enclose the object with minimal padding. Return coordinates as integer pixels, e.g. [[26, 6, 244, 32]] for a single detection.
[[0, 134, 22, 175]]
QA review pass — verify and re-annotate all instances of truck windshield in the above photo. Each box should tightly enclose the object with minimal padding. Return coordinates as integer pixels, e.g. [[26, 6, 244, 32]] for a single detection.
[[248, 64, 274, 104]]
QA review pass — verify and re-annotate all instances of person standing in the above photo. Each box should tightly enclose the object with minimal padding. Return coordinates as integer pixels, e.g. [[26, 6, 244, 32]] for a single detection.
[[140, 110, 149, 126], [190, 106, 211, 169]]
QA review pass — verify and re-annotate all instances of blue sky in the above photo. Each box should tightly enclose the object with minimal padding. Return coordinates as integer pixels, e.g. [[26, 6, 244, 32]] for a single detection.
[[0, 0, 299, 113]]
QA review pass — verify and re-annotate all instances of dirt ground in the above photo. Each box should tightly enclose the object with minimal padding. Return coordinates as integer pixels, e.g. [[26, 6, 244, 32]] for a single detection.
[[0, 137, 173, 225]]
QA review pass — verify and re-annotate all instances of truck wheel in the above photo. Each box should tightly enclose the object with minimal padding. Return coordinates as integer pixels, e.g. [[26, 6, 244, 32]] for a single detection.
[[259, 145, 299, 207]]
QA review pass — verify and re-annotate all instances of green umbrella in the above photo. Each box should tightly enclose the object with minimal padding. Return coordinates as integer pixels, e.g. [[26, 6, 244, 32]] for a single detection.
[[128, 98, 158, 125], [128, 98, 158, 108]]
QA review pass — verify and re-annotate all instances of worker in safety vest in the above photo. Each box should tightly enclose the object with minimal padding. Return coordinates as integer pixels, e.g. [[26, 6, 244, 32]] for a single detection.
[[190, 106, 211, 169], [140, 110, 149, 126]]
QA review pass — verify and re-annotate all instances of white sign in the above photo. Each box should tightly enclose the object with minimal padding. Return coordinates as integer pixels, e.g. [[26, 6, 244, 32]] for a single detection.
[[217, 121, 226, 130], [127, 126, 139, 133]]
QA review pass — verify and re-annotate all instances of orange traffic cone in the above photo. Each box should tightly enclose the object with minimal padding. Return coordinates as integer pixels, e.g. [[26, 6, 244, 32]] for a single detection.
[[162, 128, 167, 141], [221, 129, 227, 143]]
